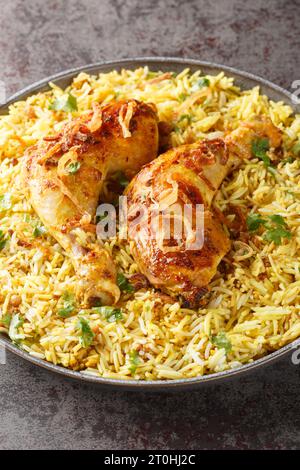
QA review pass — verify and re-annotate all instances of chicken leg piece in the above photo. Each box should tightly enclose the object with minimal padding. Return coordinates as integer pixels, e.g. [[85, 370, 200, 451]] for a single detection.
[[125, 117, 282, 306], [24, 99, 159, 306]]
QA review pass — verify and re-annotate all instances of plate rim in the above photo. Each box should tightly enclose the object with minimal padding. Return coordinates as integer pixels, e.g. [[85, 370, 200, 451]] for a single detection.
[[0, 56, 298, 390]]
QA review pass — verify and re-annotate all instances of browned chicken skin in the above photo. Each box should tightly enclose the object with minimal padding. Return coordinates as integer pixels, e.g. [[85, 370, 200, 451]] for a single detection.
[[125, 117, 282, 306], [24, 99, 159, 306]]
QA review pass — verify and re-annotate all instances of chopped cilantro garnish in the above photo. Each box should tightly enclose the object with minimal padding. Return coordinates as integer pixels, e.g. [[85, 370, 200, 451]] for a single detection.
[[283, 156, 295, 164], [263, 226, 292, 245], [57, 304, 74, 318], [117, 273, 134, 293], [95, 306, 123, 323], [211, 332, 232, 353], [33, 225, 47, 238], [247, 212, 292, 245], [58, 292, 75, 318], [292, 141, 300, 156], [146, 71, 158, 79], [191, 77, 210, 92], [252, 138, 272, 168], [0, 193, 11, 212], [267, 214, 286, 226], [196, 77, 210, 88], [0, 230, 7, 250], [129, 350, 141, 374], [24, 214, 31, 223], [252, 137, 270, 158], [1, 313, 11, 328], [8, 313, 25, 342], [246, 213, 267, 232], [77, 317, 94, 347], [67, 161, 81, 174], [178, 93, 188, 102], [178, 114, 192, 124], [49, 93, 78, 113]]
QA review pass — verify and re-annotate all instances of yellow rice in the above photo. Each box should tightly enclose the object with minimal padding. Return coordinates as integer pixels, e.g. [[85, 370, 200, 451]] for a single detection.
[[0, 66, 300, 380]]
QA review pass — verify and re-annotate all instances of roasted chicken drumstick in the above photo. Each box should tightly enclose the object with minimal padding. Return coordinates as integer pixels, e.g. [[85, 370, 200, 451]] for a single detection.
[[125, 117, 282, 306], [24, 99, 159, 306]]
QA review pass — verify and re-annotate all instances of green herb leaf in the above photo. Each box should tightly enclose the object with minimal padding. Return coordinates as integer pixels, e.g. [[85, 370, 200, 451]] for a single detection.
[[267, 214, 287, 227], [178, 114, 192, 124], [8, 313, 25, 342], [263, 227, 292, 245], [267, 166, 277, 177], [67, 161, 81, 174], [196, 77, 210, 88], [58, 291, 75, 318], [33, 225, 47, 238], [49, 93, 78, 113], [95, 306, 123, 323], [78, 317, 94, 347], [211, 332, 232, 353], [252, 138, 271, 167], [178, 93, 188, 102], [0, 230, 7, 250], [1, 313, 11, 328], [252, 138, 270, 158], [292, 141, 300, 156], [129, 350, 141, 374], [246, 213, 267, 232], [146, 71, 158, 79], [191, 77, 210, 92], [117, 273, 135, 293], [247, 212, 292, 245], [265, 214, 291, 245], [0, 193, 11, 212], [57, 305, 74, 318], [283, 156, 295, 164]]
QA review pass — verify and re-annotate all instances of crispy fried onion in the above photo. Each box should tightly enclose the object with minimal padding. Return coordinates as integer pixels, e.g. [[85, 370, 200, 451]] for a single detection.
[[151, 176, 197, 253], [37, 142, 62, 164], [66, 213, 93, 232], [154, 204, 197, 253], [148, 72, 172, 84], [50, 175, 85, 216], [60, 119, 82, 150], [118, 101, 136, 138], [175, 89, 211, 117], [155, 176, 179, 209], [53, 149, 92, 225], [232, 241, 254, 261], [87, 102, 103, 133], [57, 146, 80, 177]]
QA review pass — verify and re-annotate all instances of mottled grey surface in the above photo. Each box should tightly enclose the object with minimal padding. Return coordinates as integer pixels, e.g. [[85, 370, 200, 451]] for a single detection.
[[1, 0, 300, 450]]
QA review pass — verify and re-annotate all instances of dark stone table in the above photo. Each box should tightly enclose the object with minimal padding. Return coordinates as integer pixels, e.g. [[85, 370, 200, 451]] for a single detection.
[[1, 0, 300, 450]]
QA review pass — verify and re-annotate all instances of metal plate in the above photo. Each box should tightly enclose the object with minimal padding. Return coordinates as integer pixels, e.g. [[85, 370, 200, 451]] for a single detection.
[[0, 57, 299, 391]]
